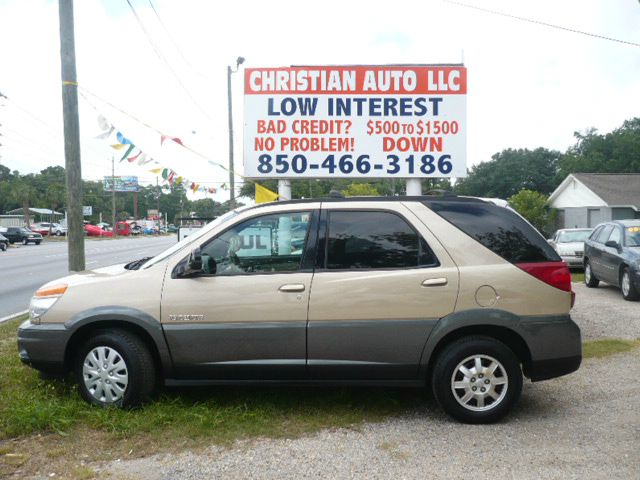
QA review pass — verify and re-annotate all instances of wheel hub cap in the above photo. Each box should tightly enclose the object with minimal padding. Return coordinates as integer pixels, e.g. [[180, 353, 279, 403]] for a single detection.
[[451, 354, 508, 412], [82, 346, 128, 403], [622, 273, 630, 296]]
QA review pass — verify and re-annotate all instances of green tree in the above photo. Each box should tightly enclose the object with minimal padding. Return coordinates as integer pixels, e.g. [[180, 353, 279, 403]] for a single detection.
[[455, 148, 561, 199], [191, 198, 225, 218], [558, 118, 640, 179], [508, 189, 556, 237], [8, 174, 39, 227], [342, 183, 380, 196]]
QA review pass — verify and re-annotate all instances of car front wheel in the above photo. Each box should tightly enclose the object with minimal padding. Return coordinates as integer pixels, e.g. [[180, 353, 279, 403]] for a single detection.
[[21, 238, 28, 245], [75, 330, 156, 407], [584, 261, 599, 288], [432, 336, 523, 424], [621, 267, 639, 301]]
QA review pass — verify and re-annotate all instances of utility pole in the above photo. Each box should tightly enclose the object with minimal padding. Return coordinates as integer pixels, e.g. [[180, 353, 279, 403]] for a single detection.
[[227, 56, 244, 208], [59, 0, 85, 271], [111, 155, 116, 236]]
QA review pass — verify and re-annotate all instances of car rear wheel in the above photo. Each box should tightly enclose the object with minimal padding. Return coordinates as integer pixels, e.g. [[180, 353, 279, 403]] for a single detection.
[[21, 238, 27, 245], [75, 330, 156, 407], [0, 243, 6, 251], [35, 241, 41, 245], [621, 268, 639, 301], [431, 336, 522, 424], [584, 261, 599, 288]]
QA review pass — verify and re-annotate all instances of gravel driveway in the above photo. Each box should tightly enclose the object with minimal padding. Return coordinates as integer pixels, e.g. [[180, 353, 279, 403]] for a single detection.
[[571, 281, 640, 340], [98, 281, 640, 480]]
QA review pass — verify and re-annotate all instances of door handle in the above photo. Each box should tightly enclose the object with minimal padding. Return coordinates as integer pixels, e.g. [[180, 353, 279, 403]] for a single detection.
[[278, 284, 306, 293], [421, 278, 448, 287]]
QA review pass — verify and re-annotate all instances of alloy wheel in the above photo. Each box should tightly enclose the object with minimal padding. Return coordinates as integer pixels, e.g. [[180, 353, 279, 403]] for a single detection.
[[450, 354, 508, 412]]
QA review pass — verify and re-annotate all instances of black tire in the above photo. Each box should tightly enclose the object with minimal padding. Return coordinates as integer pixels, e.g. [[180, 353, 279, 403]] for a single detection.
[[584, 261, 599, 288], [431, 336, 523, 424], [21, 237, 27, 245], [35, 241, 41, 245], [74, 329, 156, 408], [55, 231, 62, 236], [621, 267, 639, 301], [0, 243, 5, 252]]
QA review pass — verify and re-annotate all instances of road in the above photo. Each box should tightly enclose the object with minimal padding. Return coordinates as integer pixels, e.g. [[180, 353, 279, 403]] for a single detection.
[[0, 235, 176, 319]]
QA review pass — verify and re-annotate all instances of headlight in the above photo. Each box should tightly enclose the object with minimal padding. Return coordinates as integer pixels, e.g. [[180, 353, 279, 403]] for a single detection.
[[29, 284, 67, 324]]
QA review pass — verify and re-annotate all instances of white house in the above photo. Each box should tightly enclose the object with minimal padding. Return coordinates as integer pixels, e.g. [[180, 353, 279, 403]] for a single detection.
[[548, 173, 640, 228]]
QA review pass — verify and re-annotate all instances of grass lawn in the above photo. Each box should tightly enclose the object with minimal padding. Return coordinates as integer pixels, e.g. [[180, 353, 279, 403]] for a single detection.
[[0, 316, 425, 478], [571, 272, 585, 283], [1, 316, 637, 478]]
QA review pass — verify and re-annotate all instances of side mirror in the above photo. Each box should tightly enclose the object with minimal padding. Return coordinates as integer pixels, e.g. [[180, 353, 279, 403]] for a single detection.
[[188, 247, 202, 270], [605, 240, 621, 251], [175, 247, 203, 278]]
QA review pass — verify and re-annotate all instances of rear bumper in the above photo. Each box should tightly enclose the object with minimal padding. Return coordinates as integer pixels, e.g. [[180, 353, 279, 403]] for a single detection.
[[518, 314, 582, 381], [17, 320, 70, 374]]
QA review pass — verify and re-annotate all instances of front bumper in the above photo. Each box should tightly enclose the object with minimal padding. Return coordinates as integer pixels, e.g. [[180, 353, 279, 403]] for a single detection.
[[17, 319, 70, 374], [560, 255, 584, 268], [518, 314, 582, 381]]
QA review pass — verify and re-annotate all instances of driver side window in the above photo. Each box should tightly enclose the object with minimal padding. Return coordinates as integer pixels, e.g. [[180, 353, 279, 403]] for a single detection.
[[200, 211, 311, 275]]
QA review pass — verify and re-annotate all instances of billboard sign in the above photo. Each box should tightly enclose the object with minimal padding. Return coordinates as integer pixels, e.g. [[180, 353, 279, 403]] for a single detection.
[[243, 65, 466, 178], [103, 176, 140, 192]]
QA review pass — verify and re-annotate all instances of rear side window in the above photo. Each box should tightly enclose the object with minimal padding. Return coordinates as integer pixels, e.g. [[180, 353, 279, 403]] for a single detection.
[[326, 210, 438, 269], [427, 201, 560, 263]]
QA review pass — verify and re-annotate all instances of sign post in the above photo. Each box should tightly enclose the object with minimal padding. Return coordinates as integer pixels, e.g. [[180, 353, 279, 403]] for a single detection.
[[244, 64, 467, 193]]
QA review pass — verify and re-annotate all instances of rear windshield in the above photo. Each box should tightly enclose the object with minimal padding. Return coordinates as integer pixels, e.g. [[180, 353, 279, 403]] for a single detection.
[[426, 201, 561, 263]]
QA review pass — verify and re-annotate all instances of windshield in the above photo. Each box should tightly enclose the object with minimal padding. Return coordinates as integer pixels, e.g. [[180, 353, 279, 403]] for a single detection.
[[625, 226, 640, 247], [557, 230, 592, 243], [141, 208, 246, 269]]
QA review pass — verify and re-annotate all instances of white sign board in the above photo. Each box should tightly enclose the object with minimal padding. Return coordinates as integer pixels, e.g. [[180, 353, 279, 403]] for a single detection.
[[243, 65, 466, 178], [82, 206, 92, 216]]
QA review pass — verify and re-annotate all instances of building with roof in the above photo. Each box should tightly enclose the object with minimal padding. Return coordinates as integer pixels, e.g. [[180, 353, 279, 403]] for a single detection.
[[548, 173, 640, 228]]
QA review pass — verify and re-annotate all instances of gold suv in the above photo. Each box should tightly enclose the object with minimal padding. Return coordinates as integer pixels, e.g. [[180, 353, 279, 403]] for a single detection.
[[18, 196, 581, 423]]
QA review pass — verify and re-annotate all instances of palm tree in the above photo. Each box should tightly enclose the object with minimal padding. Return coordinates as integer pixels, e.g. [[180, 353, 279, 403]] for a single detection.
[[9, 175, 39, 228]]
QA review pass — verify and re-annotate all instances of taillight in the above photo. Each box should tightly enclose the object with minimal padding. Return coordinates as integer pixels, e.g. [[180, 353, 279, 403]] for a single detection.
[[516, 262, 572, 292]]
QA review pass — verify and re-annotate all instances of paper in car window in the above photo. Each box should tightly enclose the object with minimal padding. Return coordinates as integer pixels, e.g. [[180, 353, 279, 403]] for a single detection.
[[237, 227, 272, 256]]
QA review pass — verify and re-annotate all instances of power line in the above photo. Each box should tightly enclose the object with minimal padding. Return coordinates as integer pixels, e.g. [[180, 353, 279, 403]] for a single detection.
[[146, 0, 211, 81], [443, 0, 640, 48], [124, 0, 214, 121]]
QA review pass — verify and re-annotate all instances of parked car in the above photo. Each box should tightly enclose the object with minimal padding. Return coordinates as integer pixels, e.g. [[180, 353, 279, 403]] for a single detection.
[[96, 222, 112, 231], [583, 220, 640, 301], [33, 222, 67, 236], [18, 195, 581, 424], [548, 228, 592, 268], [3, 226, 43, 245], [167, 224, 178, 233], [143, 226, 159, 235], [84, 224, 114, 237], [0, 233, 9, 251]]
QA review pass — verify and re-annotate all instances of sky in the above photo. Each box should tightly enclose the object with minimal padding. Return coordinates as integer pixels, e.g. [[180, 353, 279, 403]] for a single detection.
[[0, 0, 639, 203]]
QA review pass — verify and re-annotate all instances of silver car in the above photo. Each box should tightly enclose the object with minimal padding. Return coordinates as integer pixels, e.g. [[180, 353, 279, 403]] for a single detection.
[[548, 228, 593, 268]]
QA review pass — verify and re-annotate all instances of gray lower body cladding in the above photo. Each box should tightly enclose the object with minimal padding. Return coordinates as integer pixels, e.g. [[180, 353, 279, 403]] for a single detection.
[[18, 313, 581, 384]]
